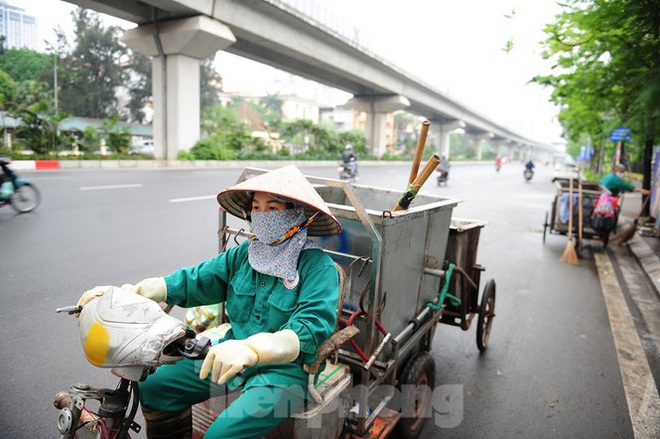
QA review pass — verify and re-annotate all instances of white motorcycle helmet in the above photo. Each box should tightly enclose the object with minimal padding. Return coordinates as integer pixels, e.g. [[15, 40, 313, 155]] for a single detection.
[[78, 287, 187, 380]]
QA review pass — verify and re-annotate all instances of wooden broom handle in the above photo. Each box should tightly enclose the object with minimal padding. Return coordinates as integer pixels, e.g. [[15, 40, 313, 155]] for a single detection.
[[409, 120, 430, 185], [393, 155, 440, 211], [578, 179, 583, 243], [567, 178, 574, 239]]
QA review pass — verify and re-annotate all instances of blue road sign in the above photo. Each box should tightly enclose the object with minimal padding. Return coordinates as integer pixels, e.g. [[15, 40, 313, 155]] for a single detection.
[[610, 127, 631, 142]]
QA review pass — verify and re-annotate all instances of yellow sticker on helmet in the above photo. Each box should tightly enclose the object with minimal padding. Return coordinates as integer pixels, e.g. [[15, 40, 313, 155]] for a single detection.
[[83, 322, 110, 367]]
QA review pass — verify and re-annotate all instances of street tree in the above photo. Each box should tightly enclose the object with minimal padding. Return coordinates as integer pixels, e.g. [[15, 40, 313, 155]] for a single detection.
[[123, 50, 151, 123], [201, 58, 223, 110], [533, 0, 660, 210], [0, 48, 51, 84], [47, 8, 128, 119]]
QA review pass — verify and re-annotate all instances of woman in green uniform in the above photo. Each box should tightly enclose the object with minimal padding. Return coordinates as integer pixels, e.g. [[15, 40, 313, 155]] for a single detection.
[[600, 164, 650, 197], [77, 165, 342, 438]]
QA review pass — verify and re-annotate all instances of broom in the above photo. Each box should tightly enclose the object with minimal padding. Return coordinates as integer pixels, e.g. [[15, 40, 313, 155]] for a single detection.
[[610, 195, 651, 246], [560, 177, 579, 265]]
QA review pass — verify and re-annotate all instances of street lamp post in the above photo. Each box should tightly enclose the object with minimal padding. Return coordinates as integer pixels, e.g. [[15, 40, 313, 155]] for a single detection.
[[53, 52, 58, 114]]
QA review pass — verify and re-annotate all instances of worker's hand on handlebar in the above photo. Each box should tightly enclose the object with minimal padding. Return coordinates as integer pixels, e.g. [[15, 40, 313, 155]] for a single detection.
[[76, 277, 168, 312], [199, 340, 258, 384], [199, 330, 300, 384], [76, 286, 113, 309], [120, 277, 167, 303]]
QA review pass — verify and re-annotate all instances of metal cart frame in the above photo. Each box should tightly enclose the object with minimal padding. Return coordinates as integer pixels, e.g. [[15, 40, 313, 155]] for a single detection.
[[195, 168, 496, 439], [542, 178, 613, 248]]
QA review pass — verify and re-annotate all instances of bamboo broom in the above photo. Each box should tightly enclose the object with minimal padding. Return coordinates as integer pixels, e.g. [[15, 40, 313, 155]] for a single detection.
[[610, 171, 658, 245], [560, 177, 579, 265], [611, 195, 651, 245]]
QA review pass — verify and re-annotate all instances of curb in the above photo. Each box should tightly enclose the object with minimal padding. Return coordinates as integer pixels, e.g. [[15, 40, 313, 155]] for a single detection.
[[627, 234, 660, 299], [10, 160, 61, 171], [9, 159, 490, 171]]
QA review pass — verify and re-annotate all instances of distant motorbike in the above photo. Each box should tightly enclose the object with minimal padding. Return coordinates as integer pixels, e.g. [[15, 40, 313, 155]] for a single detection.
[[523, 169, 534, 182], [0, 157, 41, 213], [436, 169, 449, 186], [338, 160, 358, 182]]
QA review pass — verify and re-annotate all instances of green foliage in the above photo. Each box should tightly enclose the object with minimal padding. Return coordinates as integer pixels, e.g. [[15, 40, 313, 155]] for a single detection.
[[0, 70, 15, 104], [101, 116, 131, 153], [258, 93, 283, 129], [79, 126, 99, 152], [189, 136, 238, 160], [0, 48, 51, 83], [50, 8, 127, 119], [533, 0, 660, 175], [177, 150, 196, 161], [200, 58, 223, 110], [123, 51, 151, 123], [9, 109, 67, 154]]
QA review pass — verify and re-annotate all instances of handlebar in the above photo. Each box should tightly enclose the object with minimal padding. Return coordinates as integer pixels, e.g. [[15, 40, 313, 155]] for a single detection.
[[164, 330, 212, 360], [56, 306, 83, 315]]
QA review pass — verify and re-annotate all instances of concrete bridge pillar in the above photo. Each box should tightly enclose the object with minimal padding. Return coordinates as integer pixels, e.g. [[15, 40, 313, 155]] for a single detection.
[[121, 16, 236, 159], [468, 132, 494, 160], [428, 120, 465, 159], [347, 95, 410, 157]]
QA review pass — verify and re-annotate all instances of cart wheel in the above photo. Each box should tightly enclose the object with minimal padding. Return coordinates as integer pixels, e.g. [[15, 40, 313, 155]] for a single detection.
[[394, 351, 435, 439], [476, 279, 496, 352], [542, 212, 549, 243]]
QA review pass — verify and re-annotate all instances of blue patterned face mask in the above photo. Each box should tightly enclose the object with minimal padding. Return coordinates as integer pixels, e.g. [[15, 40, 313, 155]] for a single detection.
[[248, 208, 318, 288], [251, 208, 304, 244]]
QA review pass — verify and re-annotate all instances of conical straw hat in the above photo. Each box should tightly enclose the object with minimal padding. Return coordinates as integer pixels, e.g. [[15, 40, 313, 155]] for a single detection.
[[217, 165, 341, 236]]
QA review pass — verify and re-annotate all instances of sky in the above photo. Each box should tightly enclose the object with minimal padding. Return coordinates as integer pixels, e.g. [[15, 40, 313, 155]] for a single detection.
[[21, 0, 565, 146]]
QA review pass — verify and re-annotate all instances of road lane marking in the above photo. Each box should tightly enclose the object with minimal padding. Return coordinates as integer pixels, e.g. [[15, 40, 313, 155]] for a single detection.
[[169, 195, 217, 203], [80, 184, 142, 191], [594, 251, 660, 438]]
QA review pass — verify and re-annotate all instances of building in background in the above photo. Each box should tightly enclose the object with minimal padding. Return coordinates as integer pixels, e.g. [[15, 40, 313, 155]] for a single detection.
[[0, 1, 38, 50]]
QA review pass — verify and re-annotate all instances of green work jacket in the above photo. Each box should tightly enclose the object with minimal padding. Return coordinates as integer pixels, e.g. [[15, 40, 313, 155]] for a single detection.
[[164, 240, 339, 390], [600, 173, 635, 197]]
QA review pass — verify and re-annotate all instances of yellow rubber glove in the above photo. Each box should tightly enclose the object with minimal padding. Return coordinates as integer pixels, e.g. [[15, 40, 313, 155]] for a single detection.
[[121, 277, 167, 303], [199, 329, 300, 384], [76, 285, 112, 308], [76, 277, 167, 308]]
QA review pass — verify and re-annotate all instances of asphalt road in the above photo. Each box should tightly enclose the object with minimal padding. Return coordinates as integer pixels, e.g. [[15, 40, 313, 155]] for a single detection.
[[0, 162, 635, 438]]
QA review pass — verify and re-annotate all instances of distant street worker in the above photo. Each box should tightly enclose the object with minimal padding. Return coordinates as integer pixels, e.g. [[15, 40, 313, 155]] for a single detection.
[[600, 164, 650, 197]]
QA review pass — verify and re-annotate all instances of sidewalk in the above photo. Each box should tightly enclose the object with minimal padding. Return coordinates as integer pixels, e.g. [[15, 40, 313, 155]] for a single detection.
[[593, 206, 660, 438], [628, 232, 660, 299], [613, 194, 660, 299]]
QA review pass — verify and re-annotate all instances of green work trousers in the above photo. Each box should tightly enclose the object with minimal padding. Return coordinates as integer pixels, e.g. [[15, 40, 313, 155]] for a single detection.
[[138, 358, 305, 439]]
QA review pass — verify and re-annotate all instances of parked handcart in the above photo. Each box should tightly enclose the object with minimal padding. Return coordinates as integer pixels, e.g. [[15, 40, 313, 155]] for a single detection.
[[192, 168, 497, 439], [542, 178, 611, 248]]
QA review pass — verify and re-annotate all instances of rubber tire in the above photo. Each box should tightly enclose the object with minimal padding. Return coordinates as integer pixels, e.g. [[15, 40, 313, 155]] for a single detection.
[[476, 279, 496, 352], [10, 183, 40, 213], [543, 212, 549, 243], [394, 351, 435, 439]]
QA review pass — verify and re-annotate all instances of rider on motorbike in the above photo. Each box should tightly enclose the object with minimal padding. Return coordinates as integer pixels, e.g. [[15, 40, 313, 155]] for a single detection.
[[436, 154, 451, 178], [342, 144, 358, 177], [0, 157, 17, 198], [495, 155, 503, 172], [524, 160, 535, 172], [75, 166, 343, 439]]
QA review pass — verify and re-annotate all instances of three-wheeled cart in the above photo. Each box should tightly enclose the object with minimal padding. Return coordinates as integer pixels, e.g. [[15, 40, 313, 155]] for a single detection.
[[542, 178, 612, 248], [192, 168, 497, 439]]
